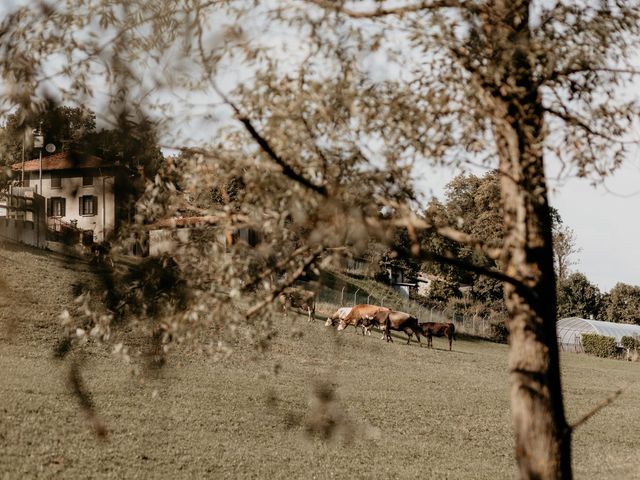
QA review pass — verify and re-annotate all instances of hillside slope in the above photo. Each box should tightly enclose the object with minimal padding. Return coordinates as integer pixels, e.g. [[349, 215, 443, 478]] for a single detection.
[[0, 241, 99, 349], [0, 241, 638, 479]]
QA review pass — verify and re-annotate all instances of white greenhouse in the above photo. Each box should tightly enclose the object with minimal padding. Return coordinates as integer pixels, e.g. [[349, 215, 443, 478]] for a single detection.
[[556, 317, 640, 352]]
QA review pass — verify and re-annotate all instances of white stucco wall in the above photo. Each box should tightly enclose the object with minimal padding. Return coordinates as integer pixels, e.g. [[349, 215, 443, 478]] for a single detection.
[[26, 170, 116, 242]]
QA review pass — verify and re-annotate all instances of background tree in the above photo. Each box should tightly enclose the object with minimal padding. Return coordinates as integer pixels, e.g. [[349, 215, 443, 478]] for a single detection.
[[2, 1, 640, 478], [604, 283, 640, 325], [422, 172, 504, 304], [426, 278, 462, 307], [0, 105, 96, 167], [553, 223, 581, 283], [556, 272, 603, 320]]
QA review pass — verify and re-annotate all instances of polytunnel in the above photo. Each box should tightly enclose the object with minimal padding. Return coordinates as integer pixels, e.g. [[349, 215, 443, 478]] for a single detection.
[[556, 317, 640, 352]]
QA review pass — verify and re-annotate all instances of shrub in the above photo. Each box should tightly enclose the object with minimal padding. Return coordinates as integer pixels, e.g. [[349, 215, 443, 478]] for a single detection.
[[621, 335, 640, 351], [490, 321, 508, 344], [581, 333, 618, 358]]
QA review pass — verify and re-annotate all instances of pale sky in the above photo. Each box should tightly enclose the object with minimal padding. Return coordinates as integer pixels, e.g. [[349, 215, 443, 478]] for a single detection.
[[549, 162, 640, 292]]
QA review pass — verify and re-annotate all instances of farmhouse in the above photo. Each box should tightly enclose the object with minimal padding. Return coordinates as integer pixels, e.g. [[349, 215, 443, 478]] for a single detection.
[[556, 317, 640, 352], [11, 152, 120, 243]]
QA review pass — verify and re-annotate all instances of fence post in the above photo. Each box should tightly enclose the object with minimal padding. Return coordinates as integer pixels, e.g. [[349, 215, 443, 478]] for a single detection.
[[354, 288, 360, 306], [367, 294, 371, 304], [340, 286, 345, 306]]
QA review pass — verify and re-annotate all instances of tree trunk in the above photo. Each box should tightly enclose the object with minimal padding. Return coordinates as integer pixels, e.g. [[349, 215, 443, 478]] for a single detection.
[[489, 2, 572, 478], [496, 116, 572, 478]]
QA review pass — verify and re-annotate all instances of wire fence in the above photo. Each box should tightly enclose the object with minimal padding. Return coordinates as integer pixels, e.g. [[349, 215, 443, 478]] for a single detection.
[[299, 280, 505, 339]]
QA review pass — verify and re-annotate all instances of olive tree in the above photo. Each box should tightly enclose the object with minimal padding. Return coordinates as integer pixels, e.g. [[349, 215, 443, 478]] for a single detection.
[[2, 1, 640, 478]]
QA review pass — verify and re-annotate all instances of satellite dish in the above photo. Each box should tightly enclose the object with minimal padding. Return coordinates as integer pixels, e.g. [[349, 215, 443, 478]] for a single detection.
[[45, 143, 56, 153]]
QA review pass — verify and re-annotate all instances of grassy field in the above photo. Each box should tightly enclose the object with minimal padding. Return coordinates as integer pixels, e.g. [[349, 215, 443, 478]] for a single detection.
[[1, 242, 639, 479]]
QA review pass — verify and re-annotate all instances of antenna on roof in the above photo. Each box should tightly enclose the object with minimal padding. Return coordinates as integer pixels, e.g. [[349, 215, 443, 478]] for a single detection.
[[35, 123, 44, 194]]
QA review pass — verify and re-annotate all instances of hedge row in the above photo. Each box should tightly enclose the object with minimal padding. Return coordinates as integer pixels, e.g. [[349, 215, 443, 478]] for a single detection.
[[621, 335, 640, 351], [581, 333, 618, 358]]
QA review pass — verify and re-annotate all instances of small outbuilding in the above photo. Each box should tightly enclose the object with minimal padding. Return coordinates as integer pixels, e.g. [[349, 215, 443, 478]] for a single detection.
[[556, 317, 640, 352]]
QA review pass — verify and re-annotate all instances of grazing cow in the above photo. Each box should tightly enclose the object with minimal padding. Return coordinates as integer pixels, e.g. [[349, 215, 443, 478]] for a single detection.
[[279, 287, 316, 322], [325, 307, 353, 327], [337, 304, 389, 334], [418, 322, 456, 350], [367, 310, 422, 345]]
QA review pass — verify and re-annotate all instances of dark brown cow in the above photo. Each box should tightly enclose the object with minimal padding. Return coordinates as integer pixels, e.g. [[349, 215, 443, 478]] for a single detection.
[[418, 322, 455, 350], [365, 310, 422, 345], [337, 304, 389, 334], [279, 287, 316, 322]]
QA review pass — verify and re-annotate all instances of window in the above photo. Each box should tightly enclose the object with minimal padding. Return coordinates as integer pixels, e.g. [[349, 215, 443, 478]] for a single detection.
[[80, 195, 97, 216], [47, 197, 66, 217], [50, 173, 61, 189], [82, 175, 93, 186]]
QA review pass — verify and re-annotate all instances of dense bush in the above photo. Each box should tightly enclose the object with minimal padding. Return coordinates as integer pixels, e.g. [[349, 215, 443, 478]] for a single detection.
[[490, 321, 508, 344], [581, 333, 618, 358], [621, 336, 640, 351]]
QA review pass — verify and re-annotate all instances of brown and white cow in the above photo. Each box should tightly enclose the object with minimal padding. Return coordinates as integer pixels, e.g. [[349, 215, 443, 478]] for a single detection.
[[279, 287, 316, 322], [325, 307, 353, 327], [418, 322, 455, 350], [337, 304, 389, 334], [366, 310, 422, 345]]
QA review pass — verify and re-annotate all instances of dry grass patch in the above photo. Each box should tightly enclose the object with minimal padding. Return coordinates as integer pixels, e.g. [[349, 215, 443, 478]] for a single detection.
[[0, 242, 638, 479]]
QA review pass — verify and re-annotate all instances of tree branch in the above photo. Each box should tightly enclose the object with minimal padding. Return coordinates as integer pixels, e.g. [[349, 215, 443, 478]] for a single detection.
[[68, 361, 108, 438], [544, 106, 635, 146], [547, 67, 640, 84], [308, 0, 476, 18], [391, 215, 503, 261], [242, 245, 311, 293], [212, 84, 328, 197], [396, 243, 538, 305], [570, 386, 626, 432], [434, 226, 503, 261], [245, 246, 324, 319]]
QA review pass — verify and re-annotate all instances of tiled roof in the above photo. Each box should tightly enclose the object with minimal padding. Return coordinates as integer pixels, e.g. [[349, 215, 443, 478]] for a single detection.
[[11, 152, 114, 172]]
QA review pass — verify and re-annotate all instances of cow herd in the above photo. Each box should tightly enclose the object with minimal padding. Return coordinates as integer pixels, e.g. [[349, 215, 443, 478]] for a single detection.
[[279, 288, 456, 350], [326, 304, 455, 350]]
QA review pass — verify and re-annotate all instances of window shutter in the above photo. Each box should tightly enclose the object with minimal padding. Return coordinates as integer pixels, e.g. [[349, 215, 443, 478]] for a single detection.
[[79, 196, 83, 215], [61, 198, 66, 217], [46, 198, 52, 217], [92, 196, 98, 215]]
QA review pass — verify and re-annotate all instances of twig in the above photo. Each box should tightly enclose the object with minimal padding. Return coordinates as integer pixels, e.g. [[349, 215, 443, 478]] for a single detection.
[[570, 385, 627, 432], [544, 106, 637, 146], [241, 245, 311, 293], [67, 361, 109, 439], [307, 0, 476, 18], [212, 83, 328, 197], [245, 246, 323, 319]]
